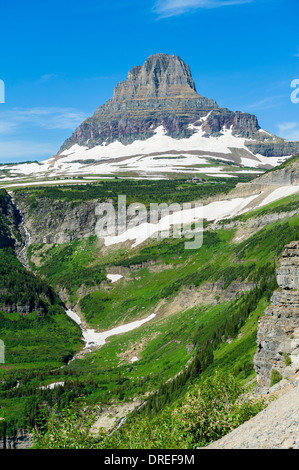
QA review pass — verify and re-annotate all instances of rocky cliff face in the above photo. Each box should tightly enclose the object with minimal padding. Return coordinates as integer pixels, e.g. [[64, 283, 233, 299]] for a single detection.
[[254, 241, 299, 391], [0, 193, 57, 315], [17, 197, 99, 245], [0, 429, 32, 450], [58, 53, 296, 157], [246, 141, 299, 158], [0, 191, 21, 249], [255, 157, 299, 187], [113, 53, 198, 100]]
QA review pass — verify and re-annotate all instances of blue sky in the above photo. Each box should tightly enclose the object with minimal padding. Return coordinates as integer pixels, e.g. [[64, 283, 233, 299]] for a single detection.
[[0, 0, 298, 163]]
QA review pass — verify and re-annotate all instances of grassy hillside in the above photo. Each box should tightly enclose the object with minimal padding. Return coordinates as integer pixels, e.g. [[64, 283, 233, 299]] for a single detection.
[[0, 181, 298, 447], [30, 210, 298, 448], [0, 245, 82, 437]]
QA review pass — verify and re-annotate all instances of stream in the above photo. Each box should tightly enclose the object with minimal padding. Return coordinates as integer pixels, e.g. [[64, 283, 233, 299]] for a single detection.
[[9, 194, 31, 270]]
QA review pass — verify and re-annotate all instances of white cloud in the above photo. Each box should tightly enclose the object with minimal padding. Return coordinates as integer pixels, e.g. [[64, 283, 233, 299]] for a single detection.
[[0, 121, 17, 135], [243, 94, 286, 111], [154, 0, 253, 17], [37, 74, 59, 83], [0, 107, 88, 134], [277, 122, 299, 142]]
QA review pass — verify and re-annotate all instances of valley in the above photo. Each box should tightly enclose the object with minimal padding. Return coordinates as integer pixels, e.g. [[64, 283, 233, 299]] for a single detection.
[[0, 155, 298, 448]]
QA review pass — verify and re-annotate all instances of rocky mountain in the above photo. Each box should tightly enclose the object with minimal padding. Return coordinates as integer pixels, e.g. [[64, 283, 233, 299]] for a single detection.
[[2, 54, 298, 183], [59, 53, 292, 152], [59, 54, 220, 150], [46, 53, 299, 176]]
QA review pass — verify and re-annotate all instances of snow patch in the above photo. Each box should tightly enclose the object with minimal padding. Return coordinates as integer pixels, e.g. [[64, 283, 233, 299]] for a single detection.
[[241, 154, 289, 169], [258, 185, 299, 207], [107, 274, 123, 283], [103, 194, 259, 248], [66, 309, 156, 349]]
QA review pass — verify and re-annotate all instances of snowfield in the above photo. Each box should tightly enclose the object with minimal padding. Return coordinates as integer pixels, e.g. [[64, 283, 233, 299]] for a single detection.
[[66, 309, 156, 348], [103, 185, 299, 248], [0, 125, 290, 182], [51, 126, 284, 176], [257, 185, 299, 207]]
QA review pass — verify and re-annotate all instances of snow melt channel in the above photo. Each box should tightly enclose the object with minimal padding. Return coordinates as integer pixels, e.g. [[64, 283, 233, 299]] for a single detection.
[[66, 309, 156, 349]]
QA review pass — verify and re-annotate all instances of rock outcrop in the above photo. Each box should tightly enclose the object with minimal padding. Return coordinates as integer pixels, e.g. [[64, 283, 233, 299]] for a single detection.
[[254, 241, 299, 391], [227, 155, 299, 199], [16, 197, 100, 245], [208, 242, 299, 449], [250, 155, 299, 187], [0, 429, 33, 449]]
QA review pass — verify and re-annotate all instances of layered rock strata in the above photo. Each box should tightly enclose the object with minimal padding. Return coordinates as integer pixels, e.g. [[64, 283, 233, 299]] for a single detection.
[[254, 241, 299, 391]]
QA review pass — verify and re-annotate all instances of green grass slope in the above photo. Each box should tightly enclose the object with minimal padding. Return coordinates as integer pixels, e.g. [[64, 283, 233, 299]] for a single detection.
[[0, 246, 82, 436], [0, 179, 298, 446]]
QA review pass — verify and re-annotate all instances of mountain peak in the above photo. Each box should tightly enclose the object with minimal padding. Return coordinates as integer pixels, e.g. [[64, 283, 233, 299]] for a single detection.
[[113, 53, 198, 100], [57, 54, 299, 160]]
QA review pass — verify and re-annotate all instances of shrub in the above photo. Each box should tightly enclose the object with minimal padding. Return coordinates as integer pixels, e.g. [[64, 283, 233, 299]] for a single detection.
[[32, 403, 103, 449], [270, 369, 282, 387], [31, 371, 266, 449], [282, 352, 292, 367], [172, 370, 266, 447]]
